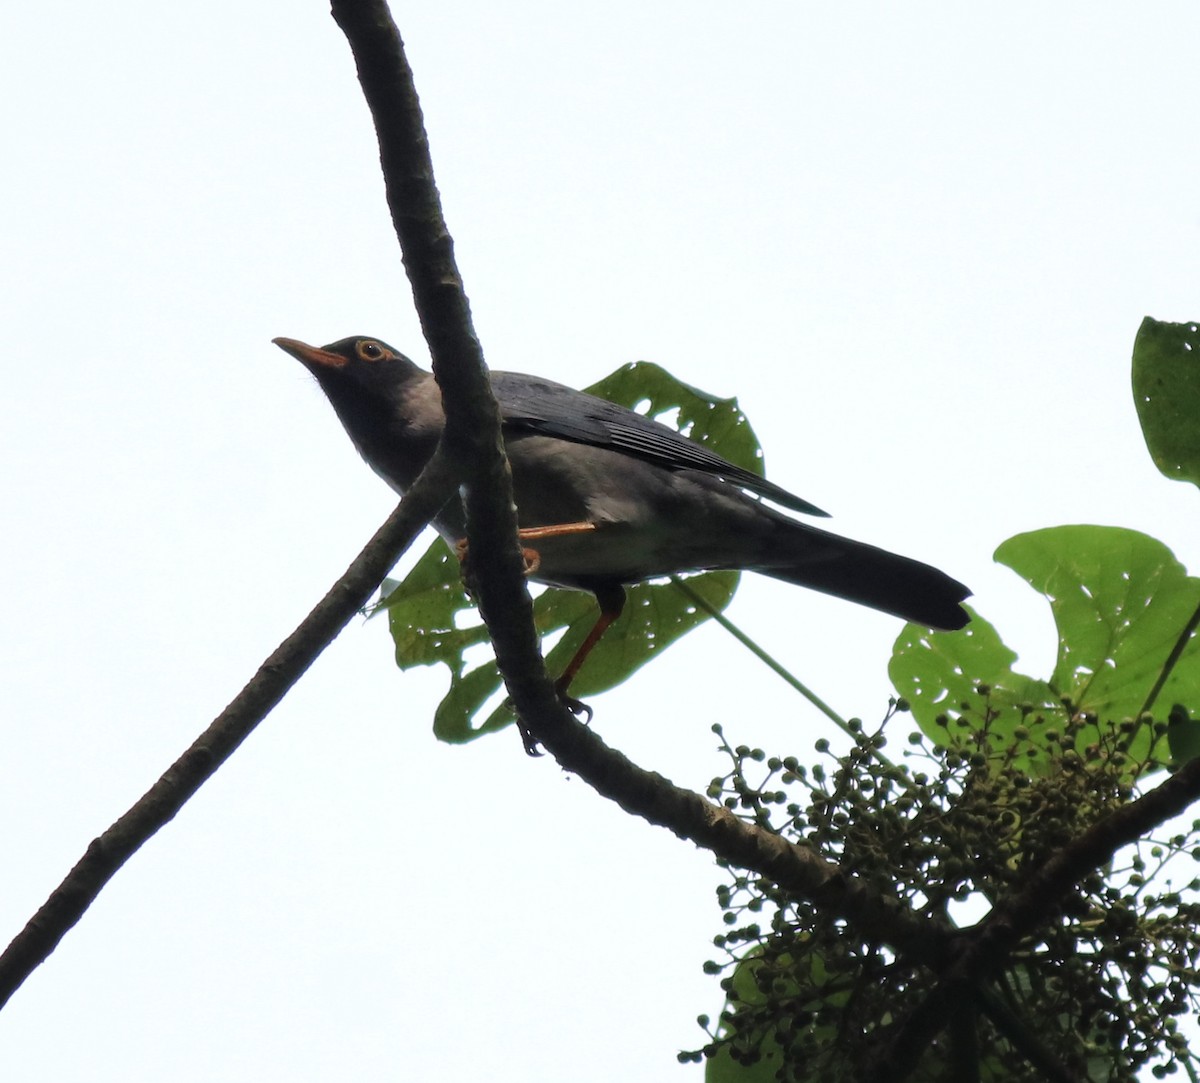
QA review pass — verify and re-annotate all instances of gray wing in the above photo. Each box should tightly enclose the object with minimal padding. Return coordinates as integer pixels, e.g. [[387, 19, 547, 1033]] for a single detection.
[[490, 371, 828, 517]]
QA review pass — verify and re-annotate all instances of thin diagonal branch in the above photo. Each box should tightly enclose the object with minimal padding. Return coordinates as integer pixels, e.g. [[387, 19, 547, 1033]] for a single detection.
[[669, 575, 853, 735], [0, 449, 457, 1010], [1140, 598, 1200, 717]]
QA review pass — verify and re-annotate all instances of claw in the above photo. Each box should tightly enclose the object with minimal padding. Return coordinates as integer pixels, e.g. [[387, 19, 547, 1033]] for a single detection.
[[562, 696, 594, 723], [507, 683, 593, 756], [516, 719, 543, 757], [555, 683, 594, 723]]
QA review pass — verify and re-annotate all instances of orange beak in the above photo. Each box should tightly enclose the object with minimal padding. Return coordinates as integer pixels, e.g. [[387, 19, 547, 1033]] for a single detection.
[[272, 337, 347, 371]]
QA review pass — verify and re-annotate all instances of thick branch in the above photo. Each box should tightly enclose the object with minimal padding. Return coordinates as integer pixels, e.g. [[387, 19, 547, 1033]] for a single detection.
[[333, 6, 1200, 1079], [329, 0, 547, 707], [328, 0, 956, 969], [0, 451, 457, 1009]]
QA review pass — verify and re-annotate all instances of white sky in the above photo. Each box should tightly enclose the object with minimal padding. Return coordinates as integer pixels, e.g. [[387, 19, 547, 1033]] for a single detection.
[[2, 3, 1199, 1080]]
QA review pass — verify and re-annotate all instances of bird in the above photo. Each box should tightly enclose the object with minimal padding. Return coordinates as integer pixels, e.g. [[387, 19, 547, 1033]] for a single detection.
[[275, 335, 970, 724]]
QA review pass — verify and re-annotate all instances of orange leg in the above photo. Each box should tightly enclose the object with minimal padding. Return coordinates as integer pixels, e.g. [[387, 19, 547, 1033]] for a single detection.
[[553, 583, 627, 719], [454, 521, 597, 576], [453, 522, 622, 746], [516, 521, 597, 542]]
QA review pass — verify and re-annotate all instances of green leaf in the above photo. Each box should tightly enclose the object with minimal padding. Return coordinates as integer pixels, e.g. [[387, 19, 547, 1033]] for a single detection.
[[427, 570, 741, 744], [890, 607, 1058, 752], [999, 527, 1200, 733], [586, 361, 768, 477], [380, 544, 489, 666], [1165, 705, 1200, 767], [1132, 316, 1200, 487], [382, 362, 769, 743], [890, 526, 1200, 769]]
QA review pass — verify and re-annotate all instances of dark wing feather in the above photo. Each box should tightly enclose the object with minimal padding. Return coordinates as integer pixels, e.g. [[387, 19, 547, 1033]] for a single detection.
[[490, 371, 828, 517]]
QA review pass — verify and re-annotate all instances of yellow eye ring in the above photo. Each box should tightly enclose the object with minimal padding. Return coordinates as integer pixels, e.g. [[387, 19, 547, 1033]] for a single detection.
[[357, 340, 388, 362]]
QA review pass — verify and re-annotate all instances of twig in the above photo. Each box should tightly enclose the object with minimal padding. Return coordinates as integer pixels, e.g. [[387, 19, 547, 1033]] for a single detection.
[[669, 575, 853, 736], [1140, 598, 1200, 717], [0, 450, 457, 1009]]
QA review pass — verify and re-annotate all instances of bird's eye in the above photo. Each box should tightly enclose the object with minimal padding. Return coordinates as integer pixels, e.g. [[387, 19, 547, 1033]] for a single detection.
[[357, 340, 387, 362]]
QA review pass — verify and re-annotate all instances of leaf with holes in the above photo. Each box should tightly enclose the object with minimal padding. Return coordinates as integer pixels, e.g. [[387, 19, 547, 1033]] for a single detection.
[[891, 526, 1200, 770], [382, 362, 772, 743]]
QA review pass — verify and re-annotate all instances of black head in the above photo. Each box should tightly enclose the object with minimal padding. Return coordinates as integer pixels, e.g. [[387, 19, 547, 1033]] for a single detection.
[[272, 335, 424, 387], [273, 335, 433, 462]]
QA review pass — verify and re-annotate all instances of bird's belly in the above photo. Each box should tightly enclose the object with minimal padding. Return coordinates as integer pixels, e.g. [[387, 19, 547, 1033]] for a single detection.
[[526, 525, 682, 587], [430, 434, 780, 589], [512, 450, 778, 587]]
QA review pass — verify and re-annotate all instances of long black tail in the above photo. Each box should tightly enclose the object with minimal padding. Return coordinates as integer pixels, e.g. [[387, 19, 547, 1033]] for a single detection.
[[754, 524, 971, 631]]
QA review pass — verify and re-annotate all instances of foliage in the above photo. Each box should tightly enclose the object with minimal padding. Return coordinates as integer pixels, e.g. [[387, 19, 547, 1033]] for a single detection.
[[688, 317, 1200, 1081], [1133, 318, 1200, 489], [686, 715, 1200, 1081], [378, 312, 1200, 1077], [891, 526, 1200, 773]]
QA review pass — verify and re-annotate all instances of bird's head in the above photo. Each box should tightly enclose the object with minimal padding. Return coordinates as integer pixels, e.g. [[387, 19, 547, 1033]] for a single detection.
[[273, 336, 424, 395], [273, 335, 434, 465], [274, 333, 428, 415]]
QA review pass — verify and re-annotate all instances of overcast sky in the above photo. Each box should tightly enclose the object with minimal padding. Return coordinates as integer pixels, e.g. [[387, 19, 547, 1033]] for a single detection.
[[3, 3, 1200, 1080]]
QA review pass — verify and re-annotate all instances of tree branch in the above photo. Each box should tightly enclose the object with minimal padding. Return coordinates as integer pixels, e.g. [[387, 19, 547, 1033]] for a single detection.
[[328, 0, 959, 970], [0, 450, 457, 1010], [332, 6, 1200, 1079], [868, 749, 1200, 1078], [329, 0, 553, 721]]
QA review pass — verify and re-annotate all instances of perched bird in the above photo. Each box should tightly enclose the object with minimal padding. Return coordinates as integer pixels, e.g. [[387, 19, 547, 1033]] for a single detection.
[[275, 335, 970, 713]]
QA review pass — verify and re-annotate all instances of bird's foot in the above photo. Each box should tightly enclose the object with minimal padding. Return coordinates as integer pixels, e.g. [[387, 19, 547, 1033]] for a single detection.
[[508, 685, 593, 757], [554, 678, 594, 724], [516, 719, 543, 757], [453, 538, 541, 577]]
